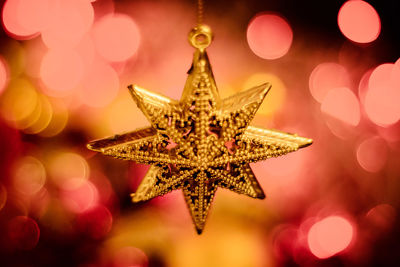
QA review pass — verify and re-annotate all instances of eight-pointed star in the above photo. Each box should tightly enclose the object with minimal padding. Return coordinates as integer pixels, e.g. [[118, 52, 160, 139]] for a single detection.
[[87, 49, 312, 234]]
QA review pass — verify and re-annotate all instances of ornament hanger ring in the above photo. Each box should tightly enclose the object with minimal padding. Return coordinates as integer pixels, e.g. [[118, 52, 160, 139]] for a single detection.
[[189, 24, 213, 50]]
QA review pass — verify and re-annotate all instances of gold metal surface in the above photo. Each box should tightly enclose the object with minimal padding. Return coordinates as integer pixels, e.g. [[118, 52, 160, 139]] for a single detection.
[[87, 25, 312, 234]]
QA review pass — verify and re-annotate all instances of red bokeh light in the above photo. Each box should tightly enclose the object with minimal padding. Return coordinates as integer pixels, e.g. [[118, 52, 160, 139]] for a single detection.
[[338, 0, 380, 44], [2, 0, 40, 39], [307, 216, 354, 259], [247, 13, 293, 60], [40, 49, 84, 96], [41, 0, 94, 48], [92, 14, 140, 62], [356, 136, 388, 173], [309, 62, 351, 103], [8, 216, 40, 250], [321, 87, 360, 126], [60, 179, 99, 213], [364, 63, 400, 126], [16, 0, 58, 34], [77, 205, 113, 239]]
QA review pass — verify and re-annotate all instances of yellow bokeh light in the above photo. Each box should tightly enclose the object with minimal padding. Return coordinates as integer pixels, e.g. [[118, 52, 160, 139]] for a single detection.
[[0, 78, 39, 126], [13, 156, 46, 195], [24, 95, 53, 134], [48, 152, 89, 188], [242, 72, 286, 116], [39, 100, 68, 137]]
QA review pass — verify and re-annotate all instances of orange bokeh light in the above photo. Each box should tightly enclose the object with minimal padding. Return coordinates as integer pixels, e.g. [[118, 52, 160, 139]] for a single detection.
[[307, 216, 354, 259], [309, 63, 351, 103], [40, 49, 84, 96], [41, 0, 94, 48], [338, 0, 380, 44], [356, 136, 388, 173], [92, 14, 140, 62], [321, 87, 360, 126], [247, 13, 293, 60], [364, 63, 400, 126]]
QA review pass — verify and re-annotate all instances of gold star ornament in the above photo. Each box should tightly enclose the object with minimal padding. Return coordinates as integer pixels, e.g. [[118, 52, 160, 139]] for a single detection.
[[87, 25, 312, 234]]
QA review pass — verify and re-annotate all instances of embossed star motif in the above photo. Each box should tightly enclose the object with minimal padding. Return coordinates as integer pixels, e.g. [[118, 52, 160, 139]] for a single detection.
[[88, 26, 312, 234]]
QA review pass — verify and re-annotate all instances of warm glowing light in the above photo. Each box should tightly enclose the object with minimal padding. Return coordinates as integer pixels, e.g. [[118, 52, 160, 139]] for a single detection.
[[247, 13, 293, 59], [2, 0, 40, 39], [8, 216, 40, 250], [24, 38, 48, 78], [309, 63, 351, 103], [13, 156, 46, 195], [356, 136, 388, 172], [0, 78, 39, 127], [358, 69, 373, 105], [0, 183, 7, 211], [48, 152, 89, 187], [41, 0, 94, 48], [40, 49, 84, 96], [364, 63, 400, 126], [77, 205, 113, 239], [39, 100, 68, 137], [106, 92, 148, 134], [366, 204, 396, 230], [321, 87, 360, 126], [92, 14, 140, 62], [80, 59, 120, 107], [24, 95, 53, 134], [15, 0, 58, 34], [242, 73, 286, 116], [60, 178, 99, 213], [338, 0, 380, 43], [0, 57, 9, 94], [113, 247, 149, 267], [308, 216, 354, 259]]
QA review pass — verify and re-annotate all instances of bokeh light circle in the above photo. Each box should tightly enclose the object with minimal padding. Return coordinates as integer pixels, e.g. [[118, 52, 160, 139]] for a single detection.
[[356, 136, 388, 172], [60, 178, 99, 213], [307, 216, 354, 259], [113, 246, 149, 267], [13, 156, 46, 195], [41, 0, 94, 48], [309, 62, 351, 103], [48, 152, 89, 187], [2, 0, 40, 39], [92, 14, 140, 62], [77, 205, 113, 239], [247, 13, 293, 60], [321, 87, 360, 126], [40, 49, 84, 96], [8, 216, 40, 250], [338, 0, 381, 43], [364, 63, 400, 126], [366, 204, 396, 231]]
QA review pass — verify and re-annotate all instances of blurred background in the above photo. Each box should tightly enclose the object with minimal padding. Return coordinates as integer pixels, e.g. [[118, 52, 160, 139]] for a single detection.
[[0, 0, 400, 266]]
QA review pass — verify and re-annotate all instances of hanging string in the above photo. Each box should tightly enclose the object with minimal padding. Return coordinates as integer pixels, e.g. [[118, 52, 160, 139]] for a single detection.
[[197, 0, 204, 26]]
